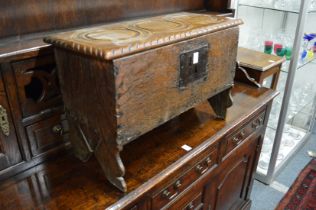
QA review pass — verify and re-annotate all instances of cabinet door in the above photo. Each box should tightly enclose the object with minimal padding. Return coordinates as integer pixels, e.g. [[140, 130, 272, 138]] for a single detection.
[[0, 72, 22, 170], [211, 133, 260, 210]]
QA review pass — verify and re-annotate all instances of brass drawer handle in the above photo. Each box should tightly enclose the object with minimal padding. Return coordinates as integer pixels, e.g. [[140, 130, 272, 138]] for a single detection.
[[52, 124, 63, 135], [206, 157, 212, 165], [240, 130, 245, 137], [0, 105, 10, 136], [233, 136, 242, 145], [174, 180, 182, 189], [161, 189, 178, 201], [162, 189, 171, 198], [187, 202, 194, 210], [196, 164, 208, 175], [252, 117, 264, 129]]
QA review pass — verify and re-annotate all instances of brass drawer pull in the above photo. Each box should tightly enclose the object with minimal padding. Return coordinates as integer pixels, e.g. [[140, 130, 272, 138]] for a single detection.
[[196, 164, 208, 175], [252, 116, 264, 129], [161, 189, 178, 201], [52, 124, 64, 135], [174, 180, 182, 189], [240, 130, 245, 138], [206, 157, 212, 165], [187, 202, 194, 210], [0, 105, 10, 136], [162, 189, 171, 198], [233, 136, 242, 145]]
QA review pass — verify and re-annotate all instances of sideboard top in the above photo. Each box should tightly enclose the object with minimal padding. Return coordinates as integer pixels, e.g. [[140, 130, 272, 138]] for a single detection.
[[0, 83, 277, 210], [44, 12, 243, 60]]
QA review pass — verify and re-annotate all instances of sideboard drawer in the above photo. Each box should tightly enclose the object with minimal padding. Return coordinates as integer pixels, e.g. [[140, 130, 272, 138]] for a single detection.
[[152, 144, 218, 209], [11, 55, 62, 118], [166, 190, 204, 210], [224, 110, 265, 157], [26, 114, 68, 157]]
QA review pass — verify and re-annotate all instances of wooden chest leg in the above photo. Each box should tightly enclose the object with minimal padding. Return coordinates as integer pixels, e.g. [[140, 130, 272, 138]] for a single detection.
[[95, 140, 126, 192], [67, 114, 93, 162], [208, 88, 233, 119]]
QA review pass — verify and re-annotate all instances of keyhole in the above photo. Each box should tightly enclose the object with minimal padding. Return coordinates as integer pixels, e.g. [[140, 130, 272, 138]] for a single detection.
[[194, 65, 198, 73]]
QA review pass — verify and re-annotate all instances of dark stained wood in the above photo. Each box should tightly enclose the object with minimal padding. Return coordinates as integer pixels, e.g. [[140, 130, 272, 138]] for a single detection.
[[0, 63, 70, 180], [211, 133, 261, 210], [0, 70, 22, 170], [0, 83, 278, 210], [25, 113, 68, 157], [208, 88, 233, 119], [11, 55, 62, 118], [0, 0, 209, 40], [49, 13, 241, 191], [0, 39, 52, 63], [0, 0, 236, 191]]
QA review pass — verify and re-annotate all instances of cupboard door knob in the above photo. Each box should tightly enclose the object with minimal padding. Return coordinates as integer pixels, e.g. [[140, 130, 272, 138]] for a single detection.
[[0, 105, 10, 136], [52, 124, 63, 135]]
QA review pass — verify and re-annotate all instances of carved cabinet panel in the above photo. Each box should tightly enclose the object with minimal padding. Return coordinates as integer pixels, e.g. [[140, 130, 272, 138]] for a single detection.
[[11, 55, 62, 118], [26, 114, 68, 157], [210, 133, 260, 210], [0, 71, 22, 171]]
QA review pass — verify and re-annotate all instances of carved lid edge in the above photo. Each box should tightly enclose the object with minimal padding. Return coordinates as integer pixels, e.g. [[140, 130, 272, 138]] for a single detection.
[[44, 18, 243, 60]]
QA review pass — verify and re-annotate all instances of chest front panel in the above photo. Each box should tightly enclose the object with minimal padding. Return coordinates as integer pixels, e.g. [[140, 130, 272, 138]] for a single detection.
[[114, 27, 239, 145]]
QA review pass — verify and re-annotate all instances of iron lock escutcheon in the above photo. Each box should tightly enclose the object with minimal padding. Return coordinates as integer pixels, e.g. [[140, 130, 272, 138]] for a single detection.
[[179, 43, 209, 89]]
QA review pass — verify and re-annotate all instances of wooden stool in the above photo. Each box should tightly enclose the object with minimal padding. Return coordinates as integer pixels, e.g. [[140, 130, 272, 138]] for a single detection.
[[235, 47, 285, 90]]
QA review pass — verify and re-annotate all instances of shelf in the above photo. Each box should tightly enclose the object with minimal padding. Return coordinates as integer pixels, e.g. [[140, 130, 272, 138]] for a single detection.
[[239, 3, 316, 14], [257, 124, 308, 175], [298, 56, 316, 69], [280, 57, 316, 73]]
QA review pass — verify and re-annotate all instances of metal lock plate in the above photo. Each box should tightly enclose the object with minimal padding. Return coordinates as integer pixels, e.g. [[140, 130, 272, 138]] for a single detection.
[[179, 43, 209, 89]]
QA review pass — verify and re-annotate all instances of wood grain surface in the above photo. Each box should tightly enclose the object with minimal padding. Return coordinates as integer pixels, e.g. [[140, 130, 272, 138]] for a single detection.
[[114, 27, 239, 145], [45, 12, 242, 60], [0, 83, 278, 210], [237, 47, 285, 71], [0, 0, 208, 40]]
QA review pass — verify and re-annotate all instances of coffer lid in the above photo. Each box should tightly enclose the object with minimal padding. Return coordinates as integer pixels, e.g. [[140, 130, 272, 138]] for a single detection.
[[44, 12, 243, 60]]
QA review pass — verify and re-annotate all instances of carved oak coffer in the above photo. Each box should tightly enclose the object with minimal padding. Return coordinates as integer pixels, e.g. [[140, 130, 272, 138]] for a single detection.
[[45, 12, 243, 192]]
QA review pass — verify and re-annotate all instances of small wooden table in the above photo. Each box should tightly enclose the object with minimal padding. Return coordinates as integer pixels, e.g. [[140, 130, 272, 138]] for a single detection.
[[235, 47, 285, 90]]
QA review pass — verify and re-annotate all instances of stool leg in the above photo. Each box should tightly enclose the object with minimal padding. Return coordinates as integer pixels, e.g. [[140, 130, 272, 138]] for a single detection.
[[208, 88, 233, 120]]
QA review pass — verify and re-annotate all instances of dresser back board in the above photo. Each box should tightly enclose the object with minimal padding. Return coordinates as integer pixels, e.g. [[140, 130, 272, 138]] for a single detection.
[[0, 0, 232, 41]]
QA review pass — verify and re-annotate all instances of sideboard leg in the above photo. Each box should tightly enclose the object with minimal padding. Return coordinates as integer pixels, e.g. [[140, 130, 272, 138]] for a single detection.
[[208, 88, 233, 120], [95, 140, 127, 192]]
